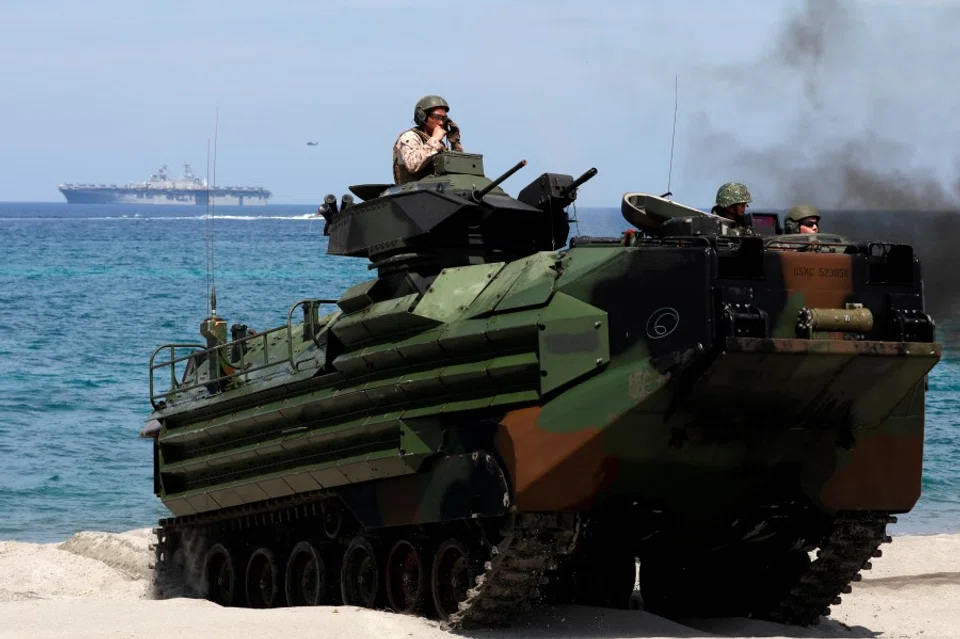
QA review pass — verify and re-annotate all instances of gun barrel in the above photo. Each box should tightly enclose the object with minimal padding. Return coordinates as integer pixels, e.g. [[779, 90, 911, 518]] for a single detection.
[[473, 159, 527, 202], [563, 167, 598, 196]]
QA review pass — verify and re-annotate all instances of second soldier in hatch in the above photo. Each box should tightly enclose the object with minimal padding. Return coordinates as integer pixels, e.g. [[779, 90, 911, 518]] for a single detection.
[[711, 182, 753, 229], [393, 95, 463, 185]]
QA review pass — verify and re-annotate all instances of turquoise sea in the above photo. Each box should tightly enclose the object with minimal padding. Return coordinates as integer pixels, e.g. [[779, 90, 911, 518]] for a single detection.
[[0, 202, 957, 543]]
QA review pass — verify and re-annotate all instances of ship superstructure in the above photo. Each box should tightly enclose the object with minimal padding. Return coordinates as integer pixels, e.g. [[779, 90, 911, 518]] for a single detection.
[[58, 164, 272, 205]]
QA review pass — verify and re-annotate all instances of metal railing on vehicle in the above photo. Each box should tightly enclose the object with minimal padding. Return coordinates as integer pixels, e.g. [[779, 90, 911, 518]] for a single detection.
[[148, 299, 338, 410]]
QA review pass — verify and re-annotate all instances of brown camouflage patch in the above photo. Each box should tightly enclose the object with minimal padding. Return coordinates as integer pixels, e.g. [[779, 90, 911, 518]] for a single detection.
[[820, 430, 924, 512], [495, 406, 618, 511]]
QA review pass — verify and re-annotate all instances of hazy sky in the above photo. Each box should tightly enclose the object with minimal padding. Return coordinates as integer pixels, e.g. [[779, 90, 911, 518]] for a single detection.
[[1, 0, 959, 207]]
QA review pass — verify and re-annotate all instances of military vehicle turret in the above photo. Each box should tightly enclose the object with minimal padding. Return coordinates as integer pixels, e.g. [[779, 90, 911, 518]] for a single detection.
[[144, 150, 941, 630]]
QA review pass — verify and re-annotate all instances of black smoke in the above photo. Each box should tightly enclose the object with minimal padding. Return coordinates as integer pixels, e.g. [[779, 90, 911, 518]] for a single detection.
[[686, 0, 960, 320]]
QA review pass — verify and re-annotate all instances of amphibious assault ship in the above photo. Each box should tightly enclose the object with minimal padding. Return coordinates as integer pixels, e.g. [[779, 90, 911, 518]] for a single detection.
[[58, 164, 272, 206]]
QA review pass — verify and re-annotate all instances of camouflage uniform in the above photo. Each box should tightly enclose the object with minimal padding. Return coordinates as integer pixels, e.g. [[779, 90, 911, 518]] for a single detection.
[[784, 204, 821, 234], [393, 128, 446, 184], [392, 94, 463, 185]]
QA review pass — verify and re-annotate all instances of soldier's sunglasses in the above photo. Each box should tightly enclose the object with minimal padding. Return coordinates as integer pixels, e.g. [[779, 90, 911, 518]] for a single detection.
[[800, 218, 819, 228]]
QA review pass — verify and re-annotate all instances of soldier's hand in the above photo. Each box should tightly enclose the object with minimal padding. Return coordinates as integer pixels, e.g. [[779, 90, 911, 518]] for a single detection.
[[447, 128, 462, 152], [430, 126, 447, 142]]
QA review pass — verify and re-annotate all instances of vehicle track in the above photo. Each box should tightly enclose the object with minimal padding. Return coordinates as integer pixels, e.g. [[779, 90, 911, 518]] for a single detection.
[[767, 511, 895, 626]]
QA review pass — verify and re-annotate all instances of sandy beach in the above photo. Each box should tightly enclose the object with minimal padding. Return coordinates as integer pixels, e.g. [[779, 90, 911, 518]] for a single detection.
[[0, 528, 957, 639]]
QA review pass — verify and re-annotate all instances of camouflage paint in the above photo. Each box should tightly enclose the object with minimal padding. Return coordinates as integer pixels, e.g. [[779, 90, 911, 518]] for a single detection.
[[336, 451, 511, 529], [495, 406, 612, 511], [150, 232, 938, 529], [146, 154, 939, 594]]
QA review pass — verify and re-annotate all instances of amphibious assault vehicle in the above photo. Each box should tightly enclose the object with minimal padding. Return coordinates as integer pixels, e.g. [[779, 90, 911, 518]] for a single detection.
[[143, 150, 941, 629]]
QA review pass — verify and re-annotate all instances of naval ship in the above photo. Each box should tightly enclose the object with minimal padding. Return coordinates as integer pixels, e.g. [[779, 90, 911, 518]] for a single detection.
[[58, 164, 272, 206]]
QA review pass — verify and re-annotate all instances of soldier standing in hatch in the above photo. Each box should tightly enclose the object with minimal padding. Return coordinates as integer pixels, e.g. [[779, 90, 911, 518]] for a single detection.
[[392, 95, 463, 185], [784, 205, 821, 234], [710, 182, 753, 229]]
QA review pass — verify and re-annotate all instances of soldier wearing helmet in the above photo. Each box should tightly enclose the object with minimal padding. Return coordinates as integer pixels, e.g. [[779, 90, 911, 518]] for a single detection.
[[784, 204, 821, 234], [711, 182, 753, 229], [392, 94, 464, 184]]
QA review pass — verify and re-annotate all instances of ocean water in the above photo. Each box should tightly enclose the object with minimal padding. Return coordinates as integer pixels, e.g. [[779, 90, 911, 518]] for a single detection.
[[0, 202, 957, 543]]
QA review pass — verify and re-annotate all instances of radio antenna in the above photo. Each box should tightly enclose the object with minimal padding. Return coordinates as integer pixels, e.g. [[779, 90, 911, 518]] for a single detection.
[[205, 107, 220, 317], [205, 137, 211, 316], [665, 75, 679, 198]]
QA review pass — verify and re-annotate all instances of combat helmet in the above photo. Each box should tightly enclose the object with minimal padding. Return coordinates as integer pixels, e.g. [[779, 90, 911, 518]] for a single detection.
[[715, 182, 752, 208], [784, 204, 821, 233], [414, 95, 450, 126]]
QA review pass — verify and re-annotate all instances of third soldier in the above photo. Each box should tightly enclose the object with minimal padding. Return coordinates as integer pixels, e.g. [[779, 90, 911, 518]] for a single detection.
[[784, 205, 821, 234]]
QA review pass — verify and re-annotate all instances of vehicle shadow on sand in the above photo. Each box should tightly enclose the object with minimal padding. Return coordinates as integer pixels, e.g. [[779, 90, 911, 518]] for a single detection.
[[452, 604, 880, 639]]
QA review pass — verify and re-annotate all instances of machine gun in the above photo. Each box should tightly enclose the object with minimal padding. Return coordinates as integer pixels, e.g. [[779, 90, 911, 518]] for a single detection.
[[517, 167, 598, 214]]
